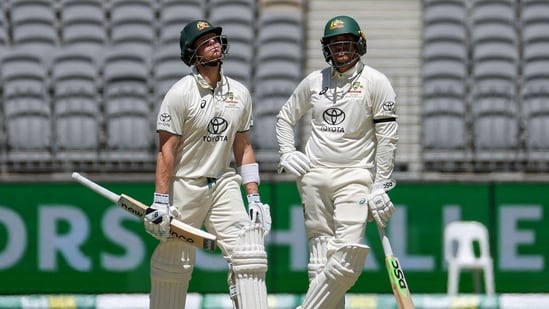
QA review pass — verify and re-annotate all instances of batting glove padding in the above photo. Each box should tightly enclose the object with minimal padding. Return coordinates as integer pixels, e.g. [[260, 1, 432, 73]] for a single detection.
[[279, 151, 311, 176], [247, 194, 272, 235], [144, 193, 171, 241], [367, 179, 397, 228]]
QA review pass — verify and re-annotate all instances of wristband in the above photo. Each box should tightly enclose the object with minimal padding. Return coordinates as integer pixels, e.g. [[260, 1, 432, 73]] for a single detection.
[[372, 179, 396, 192], [247, 193, 261, 204], [153, 192, 169, 205], [238, 163, 260, 185]]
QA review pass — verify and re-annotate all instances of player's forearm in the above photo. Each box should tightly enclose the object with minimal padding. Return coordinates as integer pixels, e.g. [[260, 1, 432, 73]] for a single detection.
[[155, 150, 174, 194], [375, 121, 399, 181]]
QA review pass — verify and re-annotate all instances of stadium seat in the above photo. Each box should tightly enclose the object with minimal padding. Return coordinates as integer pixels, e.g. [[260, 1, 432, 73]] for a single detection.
[[253, 78, 297, 104], [51, 47, 100, 96], [522, 93, 549, 158], [257, 9, 303, 45], [255, 53, 301, 80], [9, 0, 58, 50], [445, 221, 495, 295], [252, 110, 280, 150], [423, 114, 467, 150], [53, 92, 101, 161], [423, 22, 466, 45], [0, 48, 48, 98], [100, 47, 154, 163], [59, 0, 108, 52], [210, 0, 255, 27], [473, 113, 519, 151], [110, 0, 156, 53], [3, 90, 52, 163], [101, 48, 151, 100], [423, 0, 467, 25], [472, 0, 515, 24]]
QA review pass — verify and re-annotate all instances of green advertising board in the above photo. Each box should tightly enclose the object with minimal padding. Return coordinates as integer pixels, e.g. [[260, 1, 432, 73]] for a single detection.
[[0, 181, 548, 295]]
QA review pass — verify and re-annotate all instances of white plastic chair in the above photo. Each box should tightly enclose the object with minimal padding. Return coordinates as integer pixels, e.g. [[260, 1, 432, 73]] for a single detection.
[[444, 221, 495, 295]]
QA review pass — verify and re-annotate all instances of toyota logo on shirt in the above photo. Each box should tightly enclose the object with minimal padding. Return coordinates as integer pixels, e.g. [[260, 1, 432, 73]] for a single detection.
[[204, 117, 229, 142], [208, 117, 228, 134], [323, 108, 345, 125], [321, 108, 346, 133]]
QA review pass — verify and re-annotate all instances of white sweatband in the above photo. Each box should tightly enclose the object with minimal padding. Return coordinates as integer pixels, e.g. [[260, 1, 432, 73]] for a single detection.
[[153, 192, 169, 205], [238, 163, 260, 185]]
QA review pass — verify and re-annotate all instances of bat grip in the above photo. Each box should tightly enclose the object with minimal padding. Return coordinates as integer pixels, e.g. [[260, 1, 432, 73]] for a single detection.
[[377, 224, 394, 256], [72, 172, 120, 202]]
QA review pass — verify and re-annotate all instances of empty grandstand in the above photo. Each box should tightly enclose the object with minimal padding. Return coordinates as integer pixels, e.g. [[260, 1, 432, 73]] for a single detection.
[[1, 0, 549, 308]]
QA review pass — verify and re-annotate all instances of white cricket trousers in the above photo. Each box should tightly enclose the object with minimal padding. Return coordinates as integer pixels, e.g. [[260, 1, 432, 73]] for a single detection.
[[170, 169, 251, 255], [297, 167, 374, 256]]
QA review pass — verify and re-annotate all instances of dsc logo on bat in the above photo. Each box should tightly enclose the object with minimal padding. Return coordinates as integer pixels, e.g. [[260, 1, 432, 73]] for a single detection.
[[390, 258, 408, 290]]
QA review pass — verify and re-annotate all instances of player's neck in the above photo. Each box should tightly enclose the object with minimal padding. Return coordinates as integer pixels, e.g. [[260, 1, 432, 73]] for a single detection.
[[196, 64, 221, 88]]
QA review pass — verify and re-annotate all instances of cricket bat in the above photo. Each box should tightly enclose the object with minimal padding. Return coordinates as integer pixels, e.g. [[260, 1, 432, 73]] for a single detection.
[[72, 172, 217, 251], [377, 224, 415, 309]]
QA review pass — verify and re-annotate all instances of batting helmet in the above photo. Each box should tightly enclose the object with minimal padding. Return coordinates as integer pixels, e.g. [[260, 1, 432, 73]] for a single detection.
[[180, 20, 228, 66], [320, 16, 367, 66]]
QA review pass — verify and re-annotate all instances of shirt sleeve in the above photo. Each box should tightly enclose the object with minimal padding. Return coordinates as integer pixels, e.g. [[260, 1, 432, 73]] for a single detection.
[[276, 76, 313, 154], [239, 89, 253, 132], [371, 74, 399, 182], [156, 87, 187, 136]]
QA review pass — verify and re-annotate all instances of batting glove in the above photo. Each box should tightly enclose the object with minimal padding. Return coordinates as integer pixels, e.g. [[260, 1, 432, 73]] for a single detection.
[[367, 179, 397, 228], [278, 151, 311, 176], [144, 193, 172, 241], [247, 194, 271, 236]]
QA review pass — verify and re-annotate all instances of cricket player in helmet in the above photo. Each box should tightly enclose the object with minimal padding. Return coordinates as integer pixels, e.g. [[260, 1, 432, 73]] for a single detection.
[[144, 20, 271, 309], [276, 16, 399, 309]]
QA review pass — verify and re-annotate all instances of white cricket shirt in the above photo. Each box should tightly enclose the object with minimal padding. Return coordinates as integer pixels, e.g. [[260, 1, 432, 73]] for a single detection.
[[276, 61, 398, 179], [156, 67, 253, 178]]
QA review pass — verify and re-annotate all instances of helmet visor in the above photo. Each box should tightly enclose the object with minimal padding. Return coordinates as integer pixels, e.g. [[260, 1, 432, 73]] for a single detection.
[[193, 34, 229, 65], [324, 39, 361, 68]]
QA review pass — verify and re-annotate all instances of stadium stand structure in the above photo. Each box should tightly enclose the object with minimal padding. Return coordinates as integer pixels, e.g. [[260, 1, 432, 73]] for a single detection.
[[520, 0, 549, 171], [1, 48, 52, 170], [0, 0, 549, 174], [252, 4, 304, 169], [50, 47, 102, 169], [470, 0, 522, 171], [100, 47, 154, 169], [422, 0, 471, 172]]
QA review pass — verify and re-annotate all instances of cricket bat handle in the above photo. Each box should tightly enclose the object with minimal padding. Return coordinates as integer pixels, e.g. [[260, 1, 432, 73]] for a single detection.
[[72, 172, 119, 203], [377, 224, 394, 255]]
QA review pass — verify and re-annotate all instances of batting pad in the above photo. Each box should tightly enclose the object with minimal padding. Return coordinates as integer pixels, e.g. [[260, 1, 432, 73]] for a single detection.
[[301, 244, 370, 309], [307, 236, 345, 309], [150, 241, 195, 309], [228, 223, 269, 309], [308, 236, 330, 282]]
